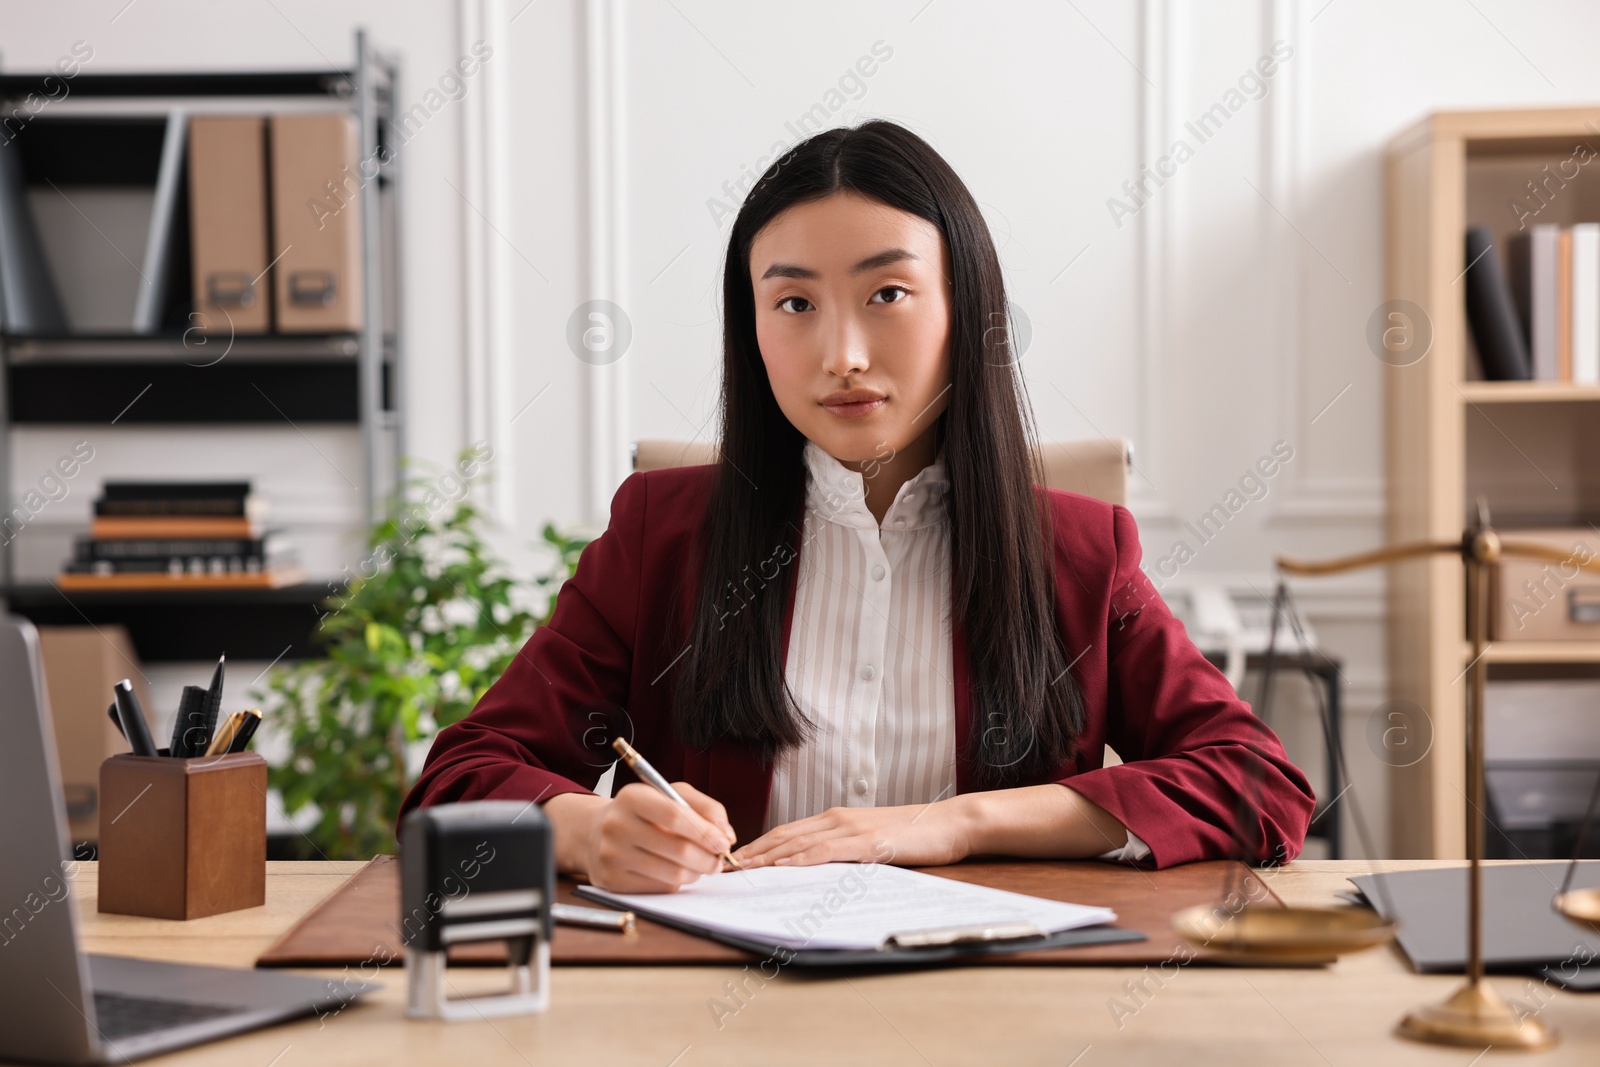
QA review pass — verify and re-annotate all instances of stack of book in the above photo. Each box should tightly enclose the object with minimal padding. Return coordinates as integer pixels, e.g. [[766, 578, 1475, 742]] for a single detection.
[[58, 481, 304, 591], [1473, 222, 1600, 383]]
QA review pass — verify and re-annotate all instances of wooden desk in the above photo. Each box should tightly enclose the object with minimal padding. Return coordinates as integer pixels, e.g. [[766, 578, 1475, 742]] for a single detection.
[[55, 860, 1600, 1065]]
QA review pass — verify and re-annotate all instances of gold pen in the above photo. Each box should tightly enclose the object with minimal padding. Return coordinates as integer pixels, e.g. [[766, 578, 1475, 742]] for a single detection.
[[203, 710, 247, 757], [611, 737, 743, 870], [552, 902, 636, 933]]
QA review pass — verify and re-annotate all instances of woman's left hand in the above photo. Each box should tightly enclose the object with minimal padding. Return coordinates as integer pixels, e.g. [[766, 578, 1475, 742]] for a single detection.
[[732, 800, 973, 869]]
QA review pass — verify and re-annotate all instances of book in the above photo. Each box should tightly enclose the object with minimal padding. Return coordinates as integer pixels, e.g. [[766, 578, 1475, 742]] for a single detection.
[[1572, 223, 1600, 384], [95, 498, 266, 520], [271, 114, 364, 332], [132, 109, 189, 334], [65, 538, 293, 576], [95, 497, 266, 518], [65, 482, 303, 587], [65, 558, 280, 576], [1559, 228, 1574, 382], [100, 481, 252, 501], [188, 115, 272, 333], [95, 481, 266, 520], [1463, 226, 1530, 381], [75, 535, 283, 562], [90, 515, 261, 541], [54, 567, 308, 592], [1506, 225, 1560, 381]]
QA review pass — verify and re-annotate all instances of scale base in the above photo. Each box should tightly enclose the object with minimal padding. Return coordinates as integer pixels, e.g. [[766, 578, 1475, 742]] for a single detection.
[[1397, 980, 1557, 1050]]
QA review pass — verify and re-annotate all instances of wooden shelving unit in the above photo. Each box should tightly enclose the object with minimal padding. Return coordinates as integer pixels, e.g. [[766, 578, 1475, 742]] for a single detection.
[[1458, 382, 1600, 403], [1386, 106, 1600, 858], [1477, 641, 1600, 665]]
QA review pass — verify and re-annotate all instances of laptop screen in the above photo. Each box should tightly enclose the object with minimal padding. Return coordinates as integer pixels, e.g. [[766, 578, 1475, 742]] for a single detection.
[[0, 617, 100, 1063]]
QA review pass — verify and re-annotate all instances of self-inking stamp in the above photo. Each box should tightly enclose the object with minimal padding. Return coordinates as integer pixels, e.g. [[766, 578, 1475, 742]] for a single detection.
[[399, 800, 554, 1020]]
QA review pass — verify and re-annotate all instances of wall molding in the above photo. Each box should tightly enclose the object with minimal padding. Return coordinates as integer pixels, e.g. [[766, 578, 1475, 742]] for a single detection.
[[459, 0, 516, 523], [1257, 0, 1385, 525], [583, 0, 632, 525], [1267, 485, 1385, 524], [1263, 0, 1314, 517], [1132, 0, 1178, 527]]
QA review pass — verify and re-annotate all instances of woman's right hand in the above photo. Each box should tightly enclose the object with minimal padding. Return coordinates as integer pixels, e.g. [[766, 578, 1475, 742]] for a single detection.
[[546, 782, 738, 893]]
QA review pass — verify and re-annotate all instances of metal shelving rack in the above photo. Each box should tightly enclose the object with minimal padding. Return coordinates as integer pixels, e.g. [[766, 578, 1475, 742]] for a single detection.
[[0, 30, 404, 661]]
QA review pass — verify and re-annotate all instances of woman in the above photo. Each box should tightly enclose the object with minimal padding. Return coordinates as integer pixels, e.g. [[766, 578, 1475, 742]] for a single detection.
[[399, 120, 1314, 893]]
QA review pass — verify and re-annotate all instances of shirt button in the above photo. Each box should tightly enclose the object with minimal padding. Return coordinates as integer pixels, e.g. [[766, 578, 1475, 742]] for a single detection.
[[893, 517, 907, 527], [853, 777, 870, 796], [859, 664, 875, 681], [871, 564, 886, 581]]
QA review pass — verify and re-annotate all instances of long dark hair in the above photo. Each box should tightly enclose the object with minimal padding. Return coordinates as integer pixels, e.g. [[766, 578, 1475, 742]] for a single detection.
[[664, 119, 1085, 787]]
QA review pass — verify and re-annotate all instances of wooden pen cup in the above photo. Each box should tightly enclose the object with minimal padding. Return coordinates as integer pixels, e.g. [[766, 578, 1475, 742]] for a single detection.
[[97, 751, 267, 920]]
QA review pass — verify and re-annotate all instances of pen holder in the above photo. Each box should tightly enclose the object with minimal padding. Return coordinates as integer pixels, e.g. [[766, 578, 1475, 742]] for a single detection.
[[97, 751, 267, 920]]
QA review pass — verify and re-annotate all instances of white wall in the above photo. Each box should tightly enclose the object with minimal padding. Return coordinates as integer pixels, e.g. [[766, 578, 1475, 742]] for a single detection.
[[12, 0, 1600, 855]]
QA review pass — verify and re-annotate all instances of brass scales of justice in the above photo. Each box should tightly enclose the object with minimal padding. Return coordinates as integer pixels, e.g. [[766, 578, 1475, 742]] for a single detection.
[[1166, 501, 1600, 1051]]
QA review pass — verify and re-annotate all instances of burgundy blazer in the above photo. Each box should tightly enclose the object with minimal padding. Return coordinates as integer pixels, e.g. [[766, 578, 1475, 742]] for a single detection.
[[398, 464, 1315, 868]]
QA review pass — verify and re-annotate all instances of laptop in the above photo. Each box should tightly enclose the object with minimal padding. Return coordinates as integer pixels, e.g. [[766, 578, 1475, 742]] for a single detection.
[[0, 616, 376, 1064]]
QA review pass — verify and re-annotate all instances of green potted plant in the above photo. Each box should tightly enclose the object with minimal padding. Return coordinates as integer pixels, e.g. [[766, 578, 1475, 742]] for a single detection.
[[260, 450, 592, 859]]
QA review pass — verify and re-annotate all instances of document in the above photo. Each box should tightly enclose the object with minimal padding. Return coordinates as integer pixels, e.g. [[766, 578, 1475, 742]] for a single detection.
[[576, 862, 1117, 951]]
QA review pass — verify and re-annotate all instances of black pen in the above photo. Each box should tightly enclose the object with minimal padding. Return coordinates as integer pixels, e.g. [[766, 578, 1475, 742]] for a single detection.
[[107, 701, 125, 739], [113, 679, 159, 757], [198, 654, 226, 753], [225, 709, 262, 753], [170, 685, 208, 758]]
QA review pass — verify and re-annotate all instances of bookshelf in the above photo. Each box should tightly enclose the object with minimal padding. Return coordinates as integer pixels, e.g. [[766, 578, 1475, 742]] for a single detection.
[[1458, 382, 1600, 403], [0, 31, 401, 662], [1479, 641, 1600, 666], [1386, 106, 1600, 858]]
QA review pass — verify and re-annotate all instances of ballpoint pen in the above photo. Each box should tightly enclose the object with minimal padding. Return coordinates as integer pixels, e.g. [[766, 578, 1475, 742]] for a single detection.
[[199, 654, 226, 751], [113, 679, 159, 757], [551, 902, 636, 933], [610, 737, 743, 870], [204, 710, 247, 757], [225, 709, 263, 753]]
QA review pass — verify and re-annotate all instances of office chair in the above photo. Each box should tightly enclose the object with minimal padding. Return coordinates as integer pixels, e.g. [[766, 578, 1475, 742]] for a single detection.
[[630, 437, 1133, 506], [632, 436, 1135, 773]]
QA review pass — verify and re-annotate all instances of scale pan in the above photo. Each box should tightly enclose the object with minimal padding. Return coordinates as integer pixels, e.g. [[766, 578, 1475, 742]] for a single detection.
[[1172, 904, 1396, 964], [1554, 888, 1600, 934]]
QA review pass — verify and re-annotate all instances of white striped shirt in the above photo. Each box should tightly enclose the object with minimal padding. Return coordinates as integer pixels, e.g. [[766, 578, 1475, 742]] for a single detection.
[[765, 439, 958, 832], [763, 439, 1149, 864]]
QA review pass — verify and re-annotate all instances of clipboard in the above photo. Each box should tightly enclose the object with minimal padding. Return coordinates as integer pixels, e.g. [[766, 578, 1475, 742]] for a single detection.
[[1349, 862, 1600, 986], [570, 881, 1144, 966]]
